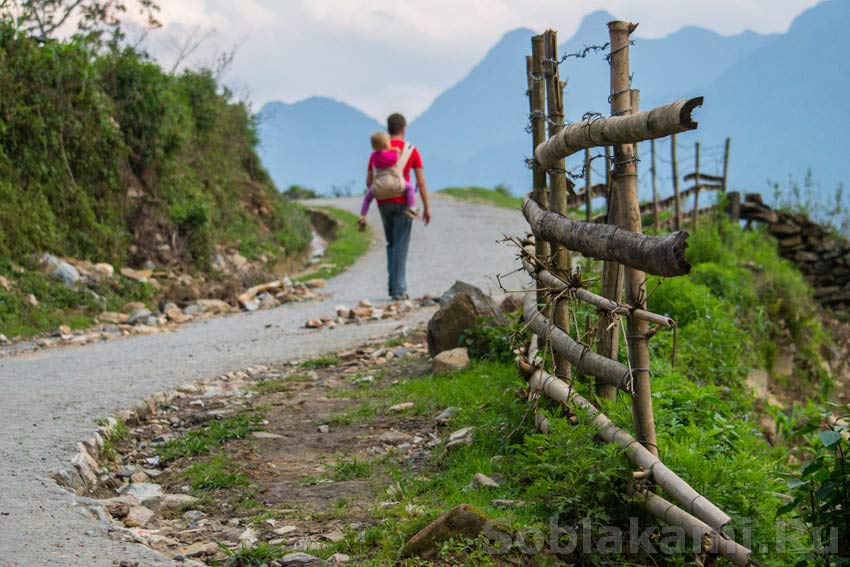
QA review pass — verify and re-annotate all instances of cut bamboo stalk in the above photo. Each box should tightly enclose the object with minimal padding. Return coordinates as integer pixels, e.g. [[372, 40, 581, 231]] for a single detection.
[[543, 29, 572, 383], [672, 133, 682, 230], [533, 97, 703, 169], [609, 22, 658, 458], [637, 490, 751, 565], [523, 196, 691, 278], [693, 142, 701, 229], [520, 248, 675, 327], [651, 139, 659, 231], [585, 148, 592, 223], [528, 40, 550, 307], [523, 294, 633, 393], [596, 145, 622, 401], [526, 366, 733, 531]]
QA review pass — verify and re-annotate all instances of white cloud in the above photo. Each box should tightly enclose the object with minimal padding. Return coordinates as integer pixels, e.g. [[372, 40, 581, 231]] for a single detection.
[[140, 0, 824, 119]]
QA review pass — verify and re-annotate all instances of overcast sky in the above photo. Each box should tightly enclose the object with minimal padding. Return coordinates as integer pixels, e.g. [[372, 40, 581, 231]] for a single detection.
[[138, 0, 823, 120]]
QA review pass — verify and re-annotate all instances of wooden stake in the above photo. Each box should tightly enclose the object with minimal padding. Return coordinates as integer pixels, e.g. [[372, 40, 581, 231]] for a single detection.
[[722, 137, 731, 194], [651, 139, 659, 231], [671, 133, 682, 231], [693, 141, 701, 229], [543, 29, 572, 382], [528, 40, 550, 302], [608, 20, 658, 457], [584, 148, 592, 223]]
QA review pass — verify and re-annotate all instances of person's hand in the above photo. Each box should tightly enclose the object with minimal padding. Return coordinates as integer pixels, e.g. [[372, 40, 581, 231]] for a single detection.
[[423, 208, 432, 226], [358, 216, 367, 232]]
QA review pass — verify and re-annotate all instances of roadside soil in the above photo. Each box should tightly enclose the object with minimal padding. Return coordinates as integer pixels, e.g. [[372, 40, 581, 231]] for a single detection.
[[79, 328, 448, 564]]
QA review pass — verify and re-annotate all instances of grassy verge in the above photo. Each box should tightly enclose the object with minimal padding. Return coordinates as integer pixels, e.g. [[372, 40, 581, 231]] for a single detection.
[[438, 187, 523, 210], [0, 260, 157, 338], [295, 206, 371, 282]]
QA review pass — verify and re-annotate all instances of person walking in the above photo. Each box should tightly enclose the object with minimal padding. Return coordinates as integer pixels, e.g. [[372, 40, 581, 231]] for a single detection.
[[360, 113, 431, 300]]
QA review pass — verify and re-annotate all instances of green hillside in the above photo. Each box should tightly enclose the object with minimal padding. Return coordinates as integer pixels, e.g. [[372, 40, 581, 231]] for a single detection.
[[0, 24, 310, 269]]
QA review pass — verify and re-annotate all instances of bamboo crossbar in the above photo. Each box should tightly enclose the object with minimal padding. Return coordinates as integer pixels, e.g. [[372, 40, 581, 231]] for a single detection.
[[641, 185, 720, 216], [523, 196, 691, 277], [521, 247, 675, 327], [523, 294, 634, 393], [534, 97, 704, 169], [526, 366, 734, 532], [684, 172, 723, 184], [567, 183, 607, 208]]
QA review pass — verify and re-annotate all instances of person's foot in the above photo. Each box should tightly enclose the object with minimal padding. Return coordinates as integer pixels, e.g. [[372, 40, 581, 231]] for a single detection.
[[405, 207, 422, 220], [390, 292, 409, 301]]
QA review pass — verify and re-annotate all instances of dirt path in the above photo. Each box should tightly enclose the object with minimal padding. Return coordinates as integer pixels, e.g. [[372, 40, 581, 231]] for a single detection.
[[0, 196, 527, 565]]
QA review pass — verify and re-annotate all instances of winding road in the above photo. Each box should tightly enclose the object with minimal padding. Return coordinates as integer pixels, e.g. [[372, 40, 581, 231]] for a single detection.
[[0, 196, 528, 566]]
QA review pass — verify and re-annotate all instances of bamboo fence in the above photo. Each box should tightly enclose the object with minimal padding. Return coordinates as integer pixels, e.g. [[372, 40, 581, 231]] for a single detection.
[[519, 22, 751, 564]]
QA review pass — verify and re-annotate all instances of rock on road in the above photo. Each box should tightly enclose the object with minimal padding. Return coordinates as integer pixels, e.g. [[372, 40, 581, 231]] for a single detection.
[[0, 195, 528, 566]]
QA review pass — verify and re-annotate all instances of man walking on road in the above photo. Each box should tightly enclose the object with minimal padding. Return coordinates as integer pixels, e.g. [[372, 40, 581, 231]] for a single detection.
[[363, 113, 431, 300]]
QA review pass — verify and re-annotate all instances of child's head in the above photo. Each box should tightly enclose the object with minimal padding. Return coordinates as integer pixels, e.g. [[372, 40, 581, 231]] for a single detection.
[[371, 131, 390, 152]]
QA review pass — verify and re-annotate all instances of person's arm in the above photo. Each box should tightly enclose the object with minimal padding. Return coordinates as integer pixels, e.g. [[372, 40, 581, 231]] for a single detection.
[[414, 167, 431, 225], [362, 164, 375, 231]]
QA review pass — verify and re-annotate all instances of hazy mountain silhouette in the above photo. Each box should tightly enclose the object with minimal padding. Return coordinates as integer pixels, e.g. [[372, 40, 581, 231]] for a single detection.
[[257, 97, 381, 193], [258, 2, 845, 202]]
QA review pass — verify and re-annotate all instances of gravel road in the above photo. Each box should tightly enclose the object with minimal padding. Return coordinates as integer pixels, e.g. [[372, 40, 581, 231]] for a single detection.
[[0, 195, 528, 566]]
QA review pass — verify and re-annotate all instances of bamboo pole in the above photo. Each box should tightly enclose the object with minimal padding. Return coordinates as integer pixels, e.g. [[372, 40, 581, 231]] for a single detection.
[[693, 141, 701, 229], [526, 366, 734, 531], [651, 139, 659, 231], [523, 294, 633, 393], [523, 197, 691, 278], [722, 137, 731, 194], [605, 146, 612, 217], [525, 341, 750, 565], [672, 133, 682, 230], [543, 29, 572, 382], [533, 97, 704, 169], [520, 247, 675, 327], [609, 21, 658, 458], [522, 198, 691, 277], [528, 42, 550, 264], [584, 148, 592, 223]]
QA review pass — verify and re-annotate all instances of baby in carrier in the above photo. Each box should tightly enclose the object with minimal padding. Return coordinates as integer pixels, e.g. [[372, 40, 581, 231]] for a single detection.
[[360, 132, 420, 225]]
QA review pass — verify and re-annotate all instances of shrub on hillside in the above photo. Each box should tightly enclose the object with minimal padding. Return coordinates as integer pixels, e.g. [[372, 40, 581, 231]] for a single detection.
[[0, 24, 311, 269]]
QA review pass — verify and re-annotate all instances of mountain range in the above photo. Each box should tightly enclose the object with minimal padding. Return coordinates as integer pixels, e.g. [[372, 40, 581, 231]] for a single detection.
[[257, 0, 847, 203]]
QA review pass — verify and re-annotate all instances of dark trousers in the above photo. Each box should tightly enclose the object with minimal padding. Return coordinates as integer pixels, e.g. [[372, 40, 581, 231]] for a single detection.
[[378, 202, 412, 299]]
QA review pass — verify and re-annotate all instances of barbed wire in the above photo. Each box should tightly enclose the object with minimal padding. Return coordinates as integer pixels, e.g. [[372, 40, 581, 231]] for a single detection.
[[550, 42, 610, 64]]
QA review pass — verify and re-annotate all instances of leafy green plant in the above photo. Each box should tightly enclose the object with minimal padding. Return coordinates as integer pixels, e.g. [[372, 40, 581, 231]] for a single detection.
[[460, 316, 525, 363], [779, 412, 849, 563]]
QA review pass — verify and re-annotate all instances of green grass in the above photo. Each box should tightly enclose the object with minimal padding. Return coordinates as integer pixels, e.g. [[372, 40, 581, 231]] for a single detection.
[[296, 206, 371, 282], [184, 454, 249, 491], [0, 260, 157, 339], [299, 355, 340, 369], [438, 187, 523, 210], [157, 414, 263, 462], [213, 542, 286, 566]]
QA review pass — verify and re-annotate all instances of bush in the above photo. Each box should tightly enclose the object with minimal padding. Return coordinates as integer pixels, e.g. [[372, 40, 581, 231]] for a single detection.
[[0, 24, 311, 270]]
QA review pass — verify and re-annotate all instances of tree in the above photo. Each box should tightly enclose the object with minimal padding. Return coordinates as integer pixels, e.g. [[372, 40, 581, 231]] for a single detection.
[[0, 0, 160, 40]]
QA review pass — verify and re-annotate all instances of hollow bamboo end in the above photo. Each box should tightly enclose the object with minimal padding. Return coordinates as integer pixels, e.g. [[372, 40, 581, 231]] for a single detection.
[[680, 97, 704, 130], [671, 231, 692, 276]]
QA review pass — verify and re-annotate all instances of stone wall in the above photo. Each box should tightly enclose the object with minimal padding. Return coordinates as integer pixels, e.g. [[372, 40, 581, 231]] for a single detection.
[[739, 194, 850, 310]]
